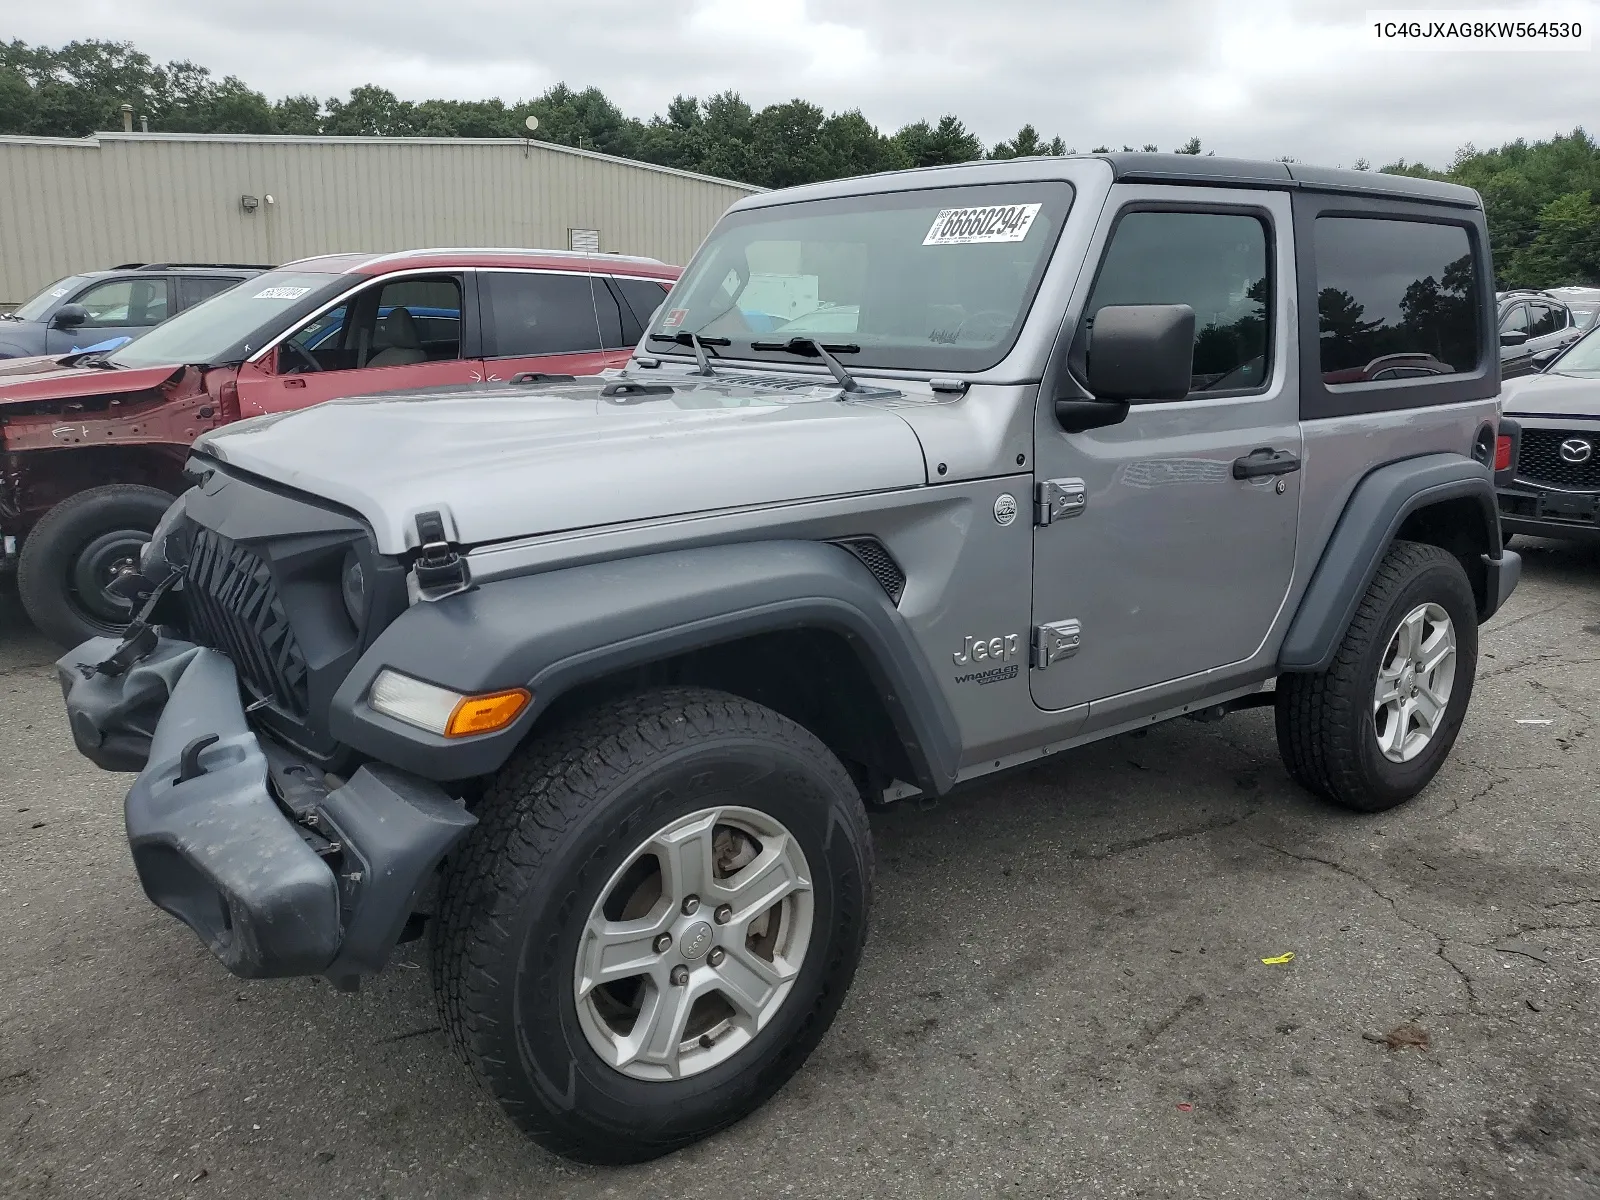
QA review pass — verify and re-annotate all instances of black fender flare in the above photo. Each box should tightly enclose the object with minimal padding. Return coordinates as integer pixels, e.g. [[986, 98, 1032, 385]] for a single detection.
[[329, 540, 963, 792], [1278, 453, 1506, 674]]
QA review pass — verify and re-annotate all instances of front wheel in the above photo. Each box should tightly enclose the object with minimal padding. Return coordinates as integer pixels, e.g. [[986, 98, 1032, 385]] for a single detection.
[[432, 687, 873, 1164], [1275, 540, 1478, 812], [16, 484, 174, 646]]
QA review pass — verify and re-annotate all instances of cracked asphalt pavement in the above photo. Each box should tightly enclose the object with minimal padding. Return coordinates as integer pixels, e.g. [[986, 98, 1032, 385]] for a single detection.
[[3, 540, 1600, 1200]]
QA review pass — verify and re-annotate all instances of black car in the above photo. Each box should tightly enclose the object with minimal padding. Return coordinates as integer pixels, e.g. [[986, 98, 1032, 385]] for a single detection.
[[1497, 288, 1585, 378], [1498, 323, 1600, 542], [0, 263, 268, 359]]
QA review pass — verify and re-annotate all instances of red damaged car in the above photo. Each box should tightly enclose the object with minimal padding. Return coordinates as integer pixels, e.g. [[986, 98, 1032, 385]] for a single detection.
[[0, 248, 679, 644]]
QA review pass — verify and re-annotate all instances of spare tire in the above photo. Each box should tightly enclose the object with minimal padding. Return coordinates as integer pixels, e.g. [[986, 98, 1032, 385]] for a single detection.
[[17, 484, 174, 647]]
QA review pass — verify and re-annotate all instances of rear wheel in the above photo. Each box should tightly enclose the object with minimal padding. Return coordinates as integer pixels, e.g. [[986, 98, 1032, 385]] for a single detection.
[[17, 484, 173, 646], [432, 687, 873, 1163], [1275, 540, 1478, 812]]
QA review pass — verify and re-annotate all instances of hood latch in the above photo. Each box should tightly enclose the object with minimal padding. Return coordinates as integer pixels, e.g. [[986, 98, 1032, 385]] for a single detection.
[[411, 510, 474, 602]]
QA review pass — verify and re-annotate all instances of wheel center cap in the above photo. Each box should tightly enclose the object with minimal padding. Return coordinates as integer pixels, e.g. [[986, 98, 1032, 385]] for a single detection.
[[1401, 665, 1415, 691], [680, 920, 714, 961]]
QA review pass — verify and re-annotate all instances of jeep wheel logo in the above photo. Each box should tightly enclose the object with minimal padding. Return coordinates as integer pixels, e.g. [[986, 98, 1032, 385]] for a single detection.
[[1560, 438, 1593, 464], [993, 494, 1018, 526]]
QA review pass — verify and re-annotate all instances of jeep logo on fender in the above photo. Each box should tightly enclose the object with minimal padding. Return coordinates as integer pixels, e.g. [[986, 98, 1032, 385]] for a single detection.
[[954, 633, 1020, 665]]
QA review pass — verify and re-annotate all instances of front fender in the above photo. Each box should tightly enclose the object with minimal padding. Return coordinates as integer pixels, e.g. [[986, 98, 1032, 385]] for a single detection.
[[329, 540, 963, 792], [1278, 452, 1507, 673]]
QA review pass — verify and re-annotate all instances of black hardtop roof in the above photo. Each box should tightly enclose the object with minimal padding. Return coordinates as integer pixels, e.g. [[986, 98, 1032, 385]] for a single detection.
[[732, 153, 1481, 211], [1102, 153, 1480, 206]]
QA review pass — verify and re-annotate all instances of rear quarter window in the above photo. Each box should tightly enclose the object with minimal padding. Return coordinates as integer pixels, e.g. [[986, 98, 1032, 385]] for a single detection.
[[1313, 217, 1480, 383]]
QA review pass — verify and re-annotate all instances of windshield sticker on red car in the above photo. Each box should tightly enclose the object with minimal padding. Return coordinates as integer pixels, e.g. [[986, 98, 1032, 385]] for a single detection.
[[253, 285, 313, 300], [662, 307, 688, 328], [922, 203, 1042, 246]]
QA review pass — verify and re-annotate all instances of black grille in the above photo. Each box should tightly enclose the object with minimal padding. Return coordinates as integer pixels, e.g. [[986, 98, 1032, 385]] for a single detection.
[[1518, 429, 1600, 490], [181, 526, 310, 719], [831, 537, 906, 605]]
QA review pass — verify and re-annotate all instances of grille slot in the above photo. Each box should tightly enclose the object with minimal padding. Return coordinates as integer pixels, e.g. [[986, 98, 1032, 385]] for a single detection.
[[181, 527, 310, 719], [1517, 429, 1600, 490], [831, 537, 907, 605]]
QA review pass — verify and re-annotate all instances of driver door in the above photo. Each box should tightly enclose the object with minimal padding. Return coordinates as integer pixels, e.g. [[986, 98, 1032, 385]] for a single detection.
[[1029, 188, 1301, 714], [235, 273, 482, 417]]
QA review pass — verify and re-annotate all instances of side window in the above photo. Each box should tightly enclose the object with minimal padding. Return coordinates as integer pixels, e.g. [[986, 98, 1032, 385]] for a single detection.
[[369, 278, 462, 364], [73, 277, 171, 327], [279, 275, 461, 373], [1528, 303, 1562, 338], [1501, 303, 1529, 335], [1083, 210, 1270, 393], [1314, 217, 1479, 382], [614, 277, 672, 342], [482, 272, 604, 357], [177, 276, 241, 310]]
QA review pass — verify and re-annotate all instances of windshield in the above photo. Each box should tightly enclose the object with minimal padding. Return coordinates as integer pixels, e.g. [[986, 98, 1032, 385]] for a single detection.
[[650, 182, 1073, 373], [1550, 325, 1600, 377], [109, 271, 344, 368], [12, 276, 88, 322]]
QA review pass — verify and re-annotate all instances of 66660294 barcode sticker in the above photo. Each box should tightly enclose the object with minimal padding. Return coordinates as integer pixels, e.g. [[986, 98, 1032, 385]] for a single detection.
[[923, 203, 1042, 246]]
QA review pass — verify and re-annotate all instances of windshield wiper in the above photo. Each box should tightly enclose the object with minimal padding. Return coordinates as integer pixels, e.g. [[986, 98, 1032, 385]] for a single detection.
[[748, 336, 864, 392], [68, 352, 122, 369], [646, 331, 729, 376]]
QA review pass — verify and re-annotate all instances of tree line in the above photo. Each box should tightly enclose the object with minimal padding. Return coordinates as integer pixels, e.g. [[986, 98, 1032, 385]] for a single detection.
[[2, 39, 1596, 287]]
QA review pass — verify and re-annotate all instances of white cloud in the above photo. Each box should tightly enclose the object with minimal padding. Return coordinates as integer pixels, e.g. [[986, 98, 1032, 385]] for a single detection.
[[9, 0, 1597, 169]]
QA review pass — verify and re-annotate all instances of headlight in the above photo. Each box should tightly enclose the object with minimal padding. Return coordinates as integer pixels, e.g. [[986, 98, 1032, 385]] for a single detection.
[[367, 669, 530, 738], [340, 549, 365, 628]]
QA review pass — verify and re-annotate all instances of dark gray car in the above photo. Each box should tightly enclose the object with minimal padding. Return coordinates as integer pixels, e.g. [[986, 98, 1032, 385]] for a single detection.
[[1498, 324, 1600, 541], [0, 263, 266, 358]]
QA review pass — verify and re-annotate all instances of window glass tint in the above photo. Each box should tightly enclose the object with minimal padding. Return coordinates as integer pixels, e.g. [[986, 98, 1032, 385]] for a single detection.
[[1084, 211, 1270, 393], [593, 280, 625, 348], [484, 272, 604, 356], [653, 183, 1072, 372], [13, 275, 88, 322], [1528, 303, 1563, 338], [614, 277, 670, 340], [177, 276, 241, 309], [1501, 303, 1529, 335], [372, 278, 461, 359], [75, 277, 170, 327], [1315, 217, 1479, 382]]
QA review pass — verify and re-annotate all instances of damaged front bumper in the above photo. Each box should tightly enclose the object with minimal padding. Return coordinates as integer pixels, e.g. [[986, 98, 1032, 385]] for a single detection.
[[58, 636, 476, 984]]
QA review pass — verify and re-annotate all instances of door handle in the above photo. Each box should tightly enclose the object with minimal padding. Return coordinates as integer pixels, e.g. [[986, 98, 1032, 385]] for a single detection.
[[283, 377, 306, 389], [1232, 447, 1301, 479]]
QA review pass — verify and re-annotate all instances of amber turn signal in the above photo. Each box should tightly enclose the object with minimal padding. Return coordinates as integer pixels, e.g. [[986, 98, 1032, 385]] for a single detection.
[[445, 688, 531, 738]]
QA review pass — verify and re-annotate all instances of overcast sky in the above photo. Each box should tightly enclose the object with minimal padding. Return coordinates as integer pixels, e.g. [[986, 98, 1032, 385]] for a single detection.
[[11, 0, 1598, 169]]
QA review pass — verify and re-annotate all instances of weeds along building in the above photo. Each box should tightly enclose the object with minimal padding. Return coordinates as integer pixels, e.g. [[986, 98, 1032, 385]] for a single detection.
[[0, 131, 759, 303]]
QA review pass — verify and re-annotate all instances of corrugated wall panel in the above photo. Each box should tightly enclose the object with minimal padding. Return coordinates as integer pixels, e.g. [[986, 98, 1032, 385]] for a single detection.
[[0, 134, 758, 302]]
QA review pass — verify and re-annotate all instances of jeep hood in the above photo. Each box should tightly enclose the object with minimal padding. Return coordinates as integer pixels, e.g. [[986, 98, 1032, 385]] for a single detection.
[[1501, 369, 1600, 418], [195, 376, 930, 553]]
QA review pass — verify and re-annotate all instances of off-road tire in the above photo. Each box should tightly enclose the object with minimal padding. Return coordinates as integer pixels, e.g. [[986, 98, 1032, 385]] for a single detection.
[[431, 687, 874, 1164], [1275, 540, 1478, 812], [17, 484, 173, 646]]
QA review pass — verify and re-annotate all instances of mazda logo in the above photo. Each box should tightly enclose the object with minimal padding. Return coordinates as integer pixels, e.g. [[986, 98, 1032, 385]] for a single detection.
[[1560, 438, 1594, 464]]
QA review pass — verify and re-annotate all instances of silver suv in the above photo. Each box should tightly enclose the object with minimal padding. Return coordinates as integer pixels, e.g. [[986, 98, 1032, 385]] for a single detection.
[[59, 155, 1520, 1164]]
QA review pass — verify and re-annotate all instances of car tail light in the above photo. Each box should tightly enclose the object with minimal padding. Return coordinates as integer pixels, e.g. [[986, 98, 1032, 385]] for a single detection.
[[1494, 435, 1513, 471]]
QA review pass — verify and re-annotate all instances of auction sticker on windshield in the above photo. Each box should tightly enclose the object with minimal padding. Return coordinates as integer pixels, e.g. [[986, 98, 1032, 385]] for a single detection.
[[254, 286, 313, 300], [923, 203, 1042, 246]]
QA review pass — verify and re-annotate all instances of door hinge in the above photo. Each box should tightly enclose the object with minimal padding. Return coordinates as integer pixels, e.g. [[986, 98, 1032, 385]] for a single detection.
[[1035, 478, 1087, 526], [1031, 619, 1082, 669], [412, 510, 473, 602]]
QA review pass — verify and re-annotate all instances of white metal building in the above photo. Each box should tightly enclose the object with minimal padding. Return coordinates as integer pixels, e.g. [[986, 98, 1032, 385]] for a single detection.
[[0, 131, 759, 304]]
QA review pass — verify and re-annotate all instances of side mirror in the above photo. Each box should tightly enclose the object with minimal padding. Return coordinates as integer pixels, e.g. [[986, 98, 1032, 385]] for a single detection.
[[1500, 329, 1528, 347], [52, 303, 89, 329], [1086, 304, 1196, 401]]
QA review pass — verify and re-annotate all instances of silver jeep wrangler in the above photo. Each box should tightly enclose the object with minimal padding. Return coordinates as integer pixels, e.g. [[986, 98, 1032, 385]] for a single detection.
[[59, 154, 1520, 1163]]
